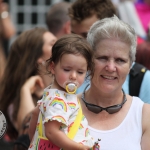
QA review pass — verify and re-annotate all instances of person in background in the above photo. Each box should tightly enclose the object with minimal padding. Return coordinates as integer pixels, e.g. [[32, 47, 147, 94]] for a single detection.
[[117, 0, 150, 40], [136, 40, 150, 69], [0, 0, 16, 56], [46, 1, 71, 39], [69, 0, 150, 104], [0, 0, 16, 84], [0, 27, 57, 141], [134, 0, 150, 37], [69, 0, 116, 39], [0, 39, 6, 84], [78, 16, 150, 150]]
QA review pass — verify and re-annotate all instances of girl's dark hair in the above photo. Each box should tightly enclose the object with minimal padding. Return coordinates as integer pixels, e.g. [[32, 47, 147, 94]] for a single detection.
[[0, 27, 48, 140], [46, 34, 94, 78]]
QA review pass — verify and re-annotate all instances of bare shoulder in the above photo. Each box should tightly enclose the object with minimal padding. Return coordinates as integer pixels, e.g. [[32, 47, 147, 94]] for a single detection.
[[141, 103, 150, 149], [142, 103, 150, 128]]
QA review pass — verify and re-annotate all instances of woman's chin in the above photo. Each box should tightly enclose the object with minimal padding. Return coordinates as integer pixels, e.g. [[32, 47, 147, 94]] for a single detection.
[[101, 86, 116, 94]]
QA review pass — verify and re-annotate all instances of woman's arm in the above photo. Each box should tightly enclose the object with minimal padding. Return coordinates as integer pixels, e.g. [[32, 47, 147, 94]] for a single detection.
[[0, 2, 16, 38], [29, 106, 40, 141], [141, 104, 150, 150], [17, 75, 44, 131], [45, 120, 91, 150]]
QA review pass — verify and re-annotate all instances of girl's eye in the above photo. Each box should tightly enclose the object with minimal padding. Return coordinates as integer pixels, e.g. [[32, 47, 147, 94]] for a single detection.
[[78, 71, 84, 74], [64, 69, 70, 72]]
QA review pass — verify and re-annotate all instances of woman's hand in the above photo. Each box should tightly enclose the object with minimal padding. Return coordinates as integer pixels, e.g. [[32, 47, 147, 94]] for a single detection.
[[17, 75, 44, 132], [0, 1, 16, 38], [21, 75, 44, 96], [0, 2, 9, 13]]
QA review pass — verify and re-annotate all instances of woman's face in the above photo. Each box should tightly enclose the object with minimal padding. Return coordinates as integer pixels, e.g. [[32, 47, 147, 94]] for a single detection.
[[92, 39, 131, 93], [42, 32, 57, 61]]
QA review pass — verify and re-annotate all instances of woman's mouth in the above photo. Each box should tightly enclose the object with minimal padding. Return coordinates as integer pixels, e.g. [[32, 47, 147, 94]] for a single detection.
[[101, 75, 117, 80]]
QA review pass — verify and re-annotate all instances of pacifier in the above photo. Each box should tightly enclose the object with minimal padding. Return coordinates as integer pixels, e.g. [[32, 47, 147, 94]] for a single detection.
[[65, 83, 77, 94]]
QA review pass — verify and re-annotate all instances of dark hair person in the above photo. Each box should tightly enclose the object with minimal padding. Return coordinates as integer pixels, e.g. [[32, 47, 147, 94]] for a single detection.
[[136, 40, 150, 69], [0, 27, 57, 140], [69, 0, 116, 38]]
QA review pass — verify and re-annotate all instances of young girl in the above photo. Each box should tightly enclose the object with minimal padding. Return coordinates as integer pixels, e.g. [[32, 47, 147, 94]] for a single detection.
[[28, 34, 100, 150]]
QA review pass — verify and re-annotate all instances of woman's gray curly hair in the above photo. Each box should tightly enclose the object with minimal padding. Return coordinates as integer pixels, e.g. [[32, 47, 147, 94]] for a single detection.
[[87, 15, 137, 64]]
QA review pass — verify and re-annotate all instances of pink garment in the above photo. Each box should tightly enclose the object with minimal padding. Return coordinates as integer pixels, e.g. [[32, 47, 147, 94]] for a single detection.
[[135, 3, 150, 33]]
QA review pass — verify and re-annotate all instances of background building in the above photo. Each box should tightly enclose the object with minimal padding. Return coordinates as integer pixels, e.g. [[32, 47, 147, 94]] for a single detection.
[[4, 0, 74, 47]]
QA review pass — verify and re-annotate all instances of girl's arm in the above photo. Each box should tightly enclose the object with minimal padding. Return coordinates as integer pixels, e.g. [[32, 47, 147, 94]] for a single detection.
[[29, 106, 40, 141], [45, 120, 91, 150]]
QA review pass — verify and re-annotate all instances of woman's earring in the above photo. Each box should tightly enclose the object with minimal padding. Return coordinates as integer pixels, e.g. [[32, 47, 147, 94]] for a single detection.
[[42, 61, 46, 66]]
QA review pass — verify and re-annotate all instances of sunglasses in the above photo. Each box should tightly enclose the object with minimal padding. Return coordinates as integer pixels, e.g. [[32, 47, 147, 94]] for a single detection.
[[81, 86, 127, 114]]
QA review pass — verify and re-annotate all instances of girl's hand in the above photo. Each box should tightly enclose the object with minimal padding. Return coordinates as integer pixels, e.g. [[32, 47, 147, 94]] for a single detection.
[[78, 144, 92, 150]]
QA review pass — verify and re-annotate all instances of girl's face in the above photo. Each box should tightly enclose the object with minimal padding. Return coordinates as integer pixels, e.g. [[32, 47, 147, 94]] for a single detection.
[[92, 39, 131, 94], [42, 32, 57, 61], [51, 53, 88, 91]]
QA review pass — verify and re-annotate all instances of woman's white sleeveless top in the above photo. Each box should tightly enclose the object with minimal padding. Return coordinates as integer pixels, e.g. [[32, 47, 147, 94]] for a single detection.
[[89, 97, 143, 150]]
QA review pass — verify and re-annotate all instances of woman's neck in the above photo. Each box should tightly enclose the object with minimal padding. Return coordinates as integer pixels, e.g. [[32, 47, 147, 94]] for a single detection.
[[84, 85, 124, 107]]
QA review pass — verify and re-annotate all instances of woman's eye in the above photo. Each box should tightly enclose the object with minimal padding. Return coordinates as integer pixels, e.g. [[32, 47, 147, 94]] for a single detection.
[[96, 56, 107, 61], [116, 59, 125, 63]]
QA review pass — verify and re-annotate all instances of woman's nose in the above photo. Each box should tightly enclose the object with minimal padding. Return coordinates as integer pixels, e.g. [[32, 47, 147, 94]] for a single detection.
[[106, 61, 116, 72]]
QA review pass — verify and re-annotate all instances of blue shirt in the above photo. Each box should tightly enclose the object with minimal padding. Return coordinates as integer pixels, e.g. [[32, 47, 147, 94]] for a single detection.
[[77, 66, 150, 104]]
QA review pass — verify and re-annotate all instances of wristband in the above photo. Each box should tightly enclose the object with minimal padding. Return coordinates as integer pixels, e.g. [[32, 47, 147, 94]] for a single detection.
[[1, 11, 9, 19]]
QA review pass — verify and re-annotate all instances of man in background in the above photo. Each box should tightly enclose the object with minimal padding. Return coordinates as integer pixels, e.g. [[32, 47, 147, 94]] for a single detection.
[[69, 0, 116, 38], [46, 1, 71, 39]]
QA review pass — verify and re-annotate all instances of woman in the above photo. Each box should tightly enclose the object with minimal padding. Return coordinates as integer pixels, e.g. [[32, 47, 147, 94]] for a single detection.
[[78, 16, 150, 149], [0, 27, 57, 140], [29, 16, 150, 149]]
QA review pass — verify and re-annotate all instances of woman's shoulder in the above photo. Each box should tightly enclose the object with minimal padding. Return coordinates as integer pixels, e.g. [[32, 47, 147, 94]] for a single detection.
[[77, 93, 82, 99], [142, 103, 150, 124], [141, 103, 150, 144], [127, 94, 144, 103], [129, 95, 150, 133]]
